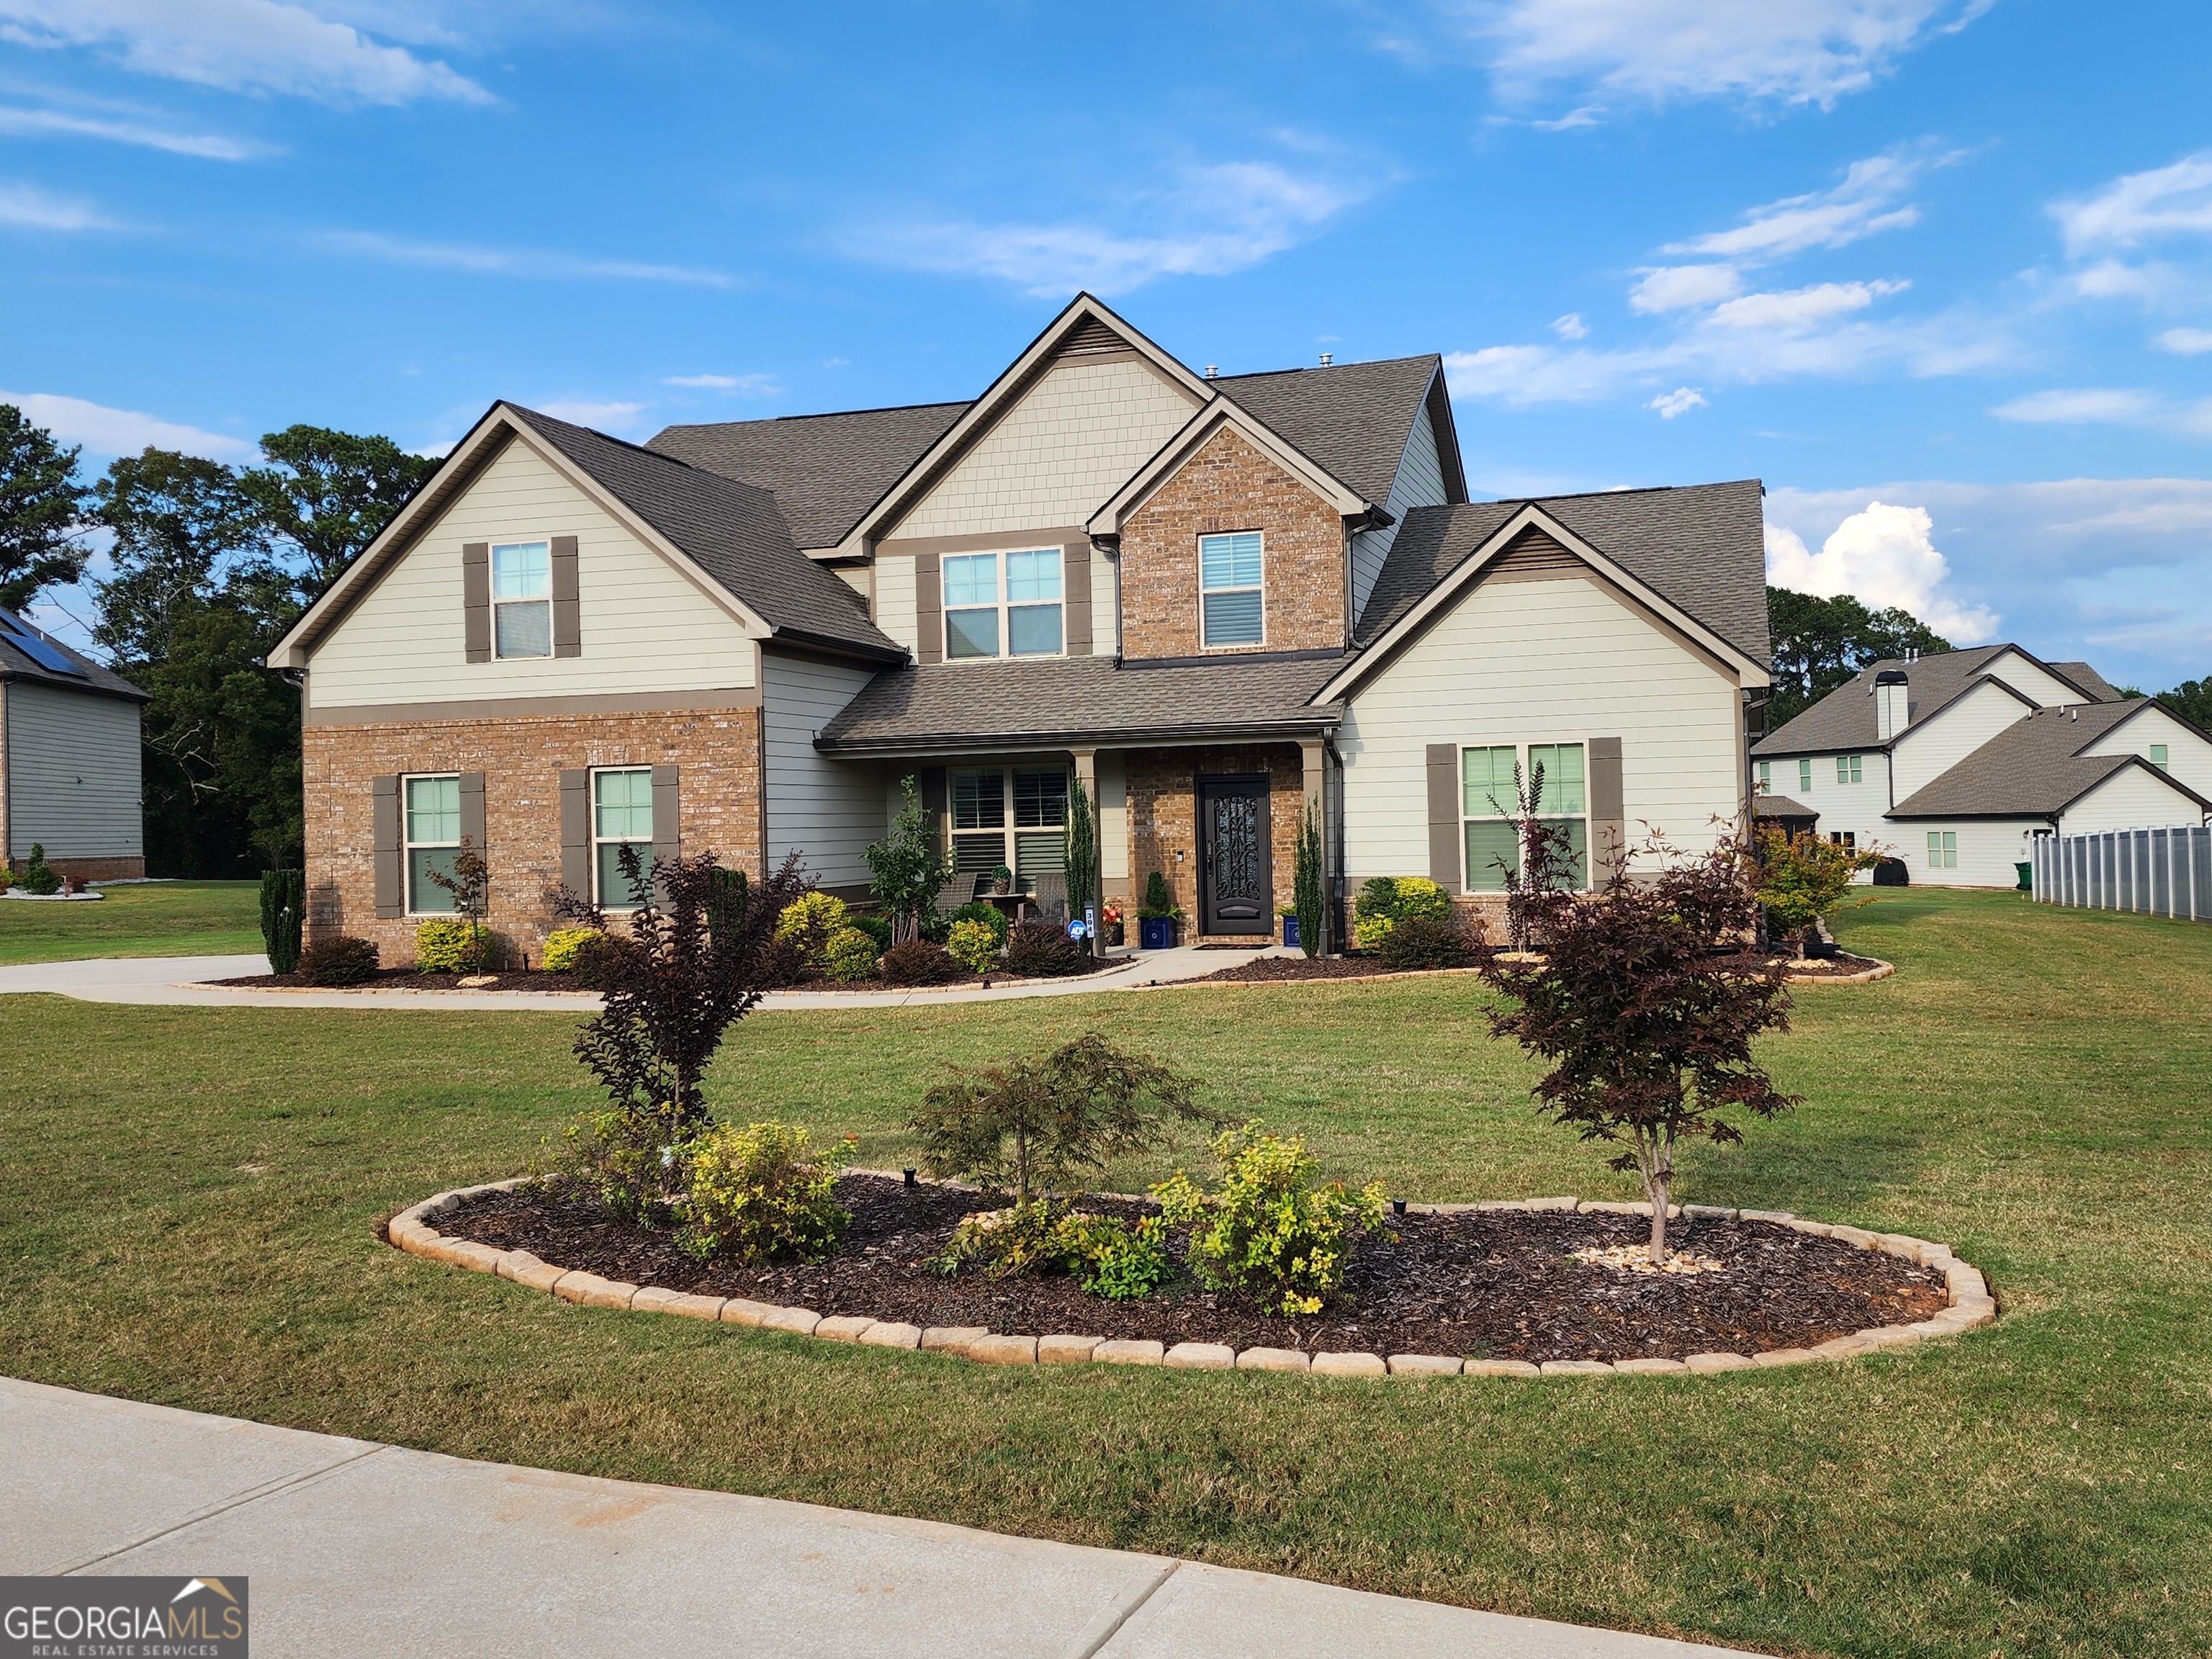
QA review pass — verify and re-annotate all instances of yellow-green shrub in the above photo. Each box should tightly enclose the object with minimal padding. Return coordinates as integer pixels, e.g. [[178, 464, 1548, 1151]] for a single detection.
[[676, 1121, 850, 1262], [415, 917, 490, 972], [542, 927, 601, 974], [945, 917, 1002, 974], [773, 891, 849, 971], [822, 926, 881, 983]]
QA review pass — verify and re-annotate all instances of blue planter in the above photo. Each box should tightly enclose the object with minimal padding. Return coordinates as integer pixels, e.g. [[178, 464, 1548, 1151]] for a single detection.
[[1139, 917, 1177, 950], [1281, 914, 1300, 950]]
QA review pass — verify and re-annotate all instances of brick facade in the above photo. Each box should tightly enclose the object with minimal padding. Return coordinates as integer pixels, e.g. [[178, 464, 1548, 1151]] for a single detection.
[[12, 854, 145, 882], [1125, 742, 1306, 943], [303, 706, 763, 966], [1117, 427, 1346, 660]]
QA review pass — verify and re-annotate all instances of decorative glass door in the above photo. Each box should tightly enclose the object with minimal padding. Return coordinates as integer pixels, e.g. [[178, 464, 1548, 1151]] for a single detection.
[[1198, 775, 1272, 935]]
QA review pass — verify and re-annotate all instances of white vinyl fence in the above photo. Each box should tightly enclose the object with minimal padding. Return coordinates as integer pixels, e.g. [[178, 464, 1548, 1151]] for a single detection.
[[2031, 825, 2211, 922]]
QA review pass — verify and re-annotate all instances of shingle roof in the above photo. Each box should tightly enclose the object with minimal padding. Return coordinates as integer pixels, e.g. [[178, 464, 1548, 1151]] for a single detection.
[[2048, 660, 2123, 701], [508, 406, 903, 662], [1884, 700, 2210, 819], [1358, 480, 1771, 666], [1752, 793, 1819, 820], [816, 652, 1344, 752], [0, 611, 146, 702], [1214, 356, 1444, 508], [1748, 644, 2126, 758], [647, 401, 969, 551]]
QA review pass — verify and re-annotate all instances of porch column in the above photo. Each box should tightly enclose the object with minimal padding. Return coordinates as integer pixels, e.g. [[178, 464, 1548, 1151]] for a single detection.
[[1299, 738, 1328, 954], [1071, 747, 1100, 949]]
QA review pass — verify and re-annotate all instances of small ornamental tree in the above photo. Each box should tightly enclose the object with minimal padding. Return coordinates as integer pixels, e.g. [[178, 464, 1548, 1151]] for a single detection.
[[424, 835, 492, 969], [1482, 840, 1798, 1264], [911, 1033, 1213, 1206], [1293, 798, 1324, 957], [1753, 824, 1880, 954], [1483, 762, 1582, 952], [864, 775, 955, 945]]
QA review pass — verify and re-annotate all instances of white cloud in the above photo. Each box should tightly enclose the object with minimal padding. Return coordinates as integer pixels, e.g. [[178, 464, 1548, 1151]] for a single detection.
[[2052, 150, 2212, 255], [1647, 386, 1706, 418], [2157, 327, 2212, 356], [1991, 387, 2212, 441], [0, 102, 262, 158], [1765, 501, 1998, 641], [2067, 258, 2185, 304], [1550, 312, 1588, 339], [0, 389, 253, 459], [1471, 0, 1987, 109], [1667, 149, 1937, 260], [537, 400, 646, 433], [1629, 264, 1743, 313], [320, 230, 730, 287], [0, 179, 117, 230], [1708, 278, 1907, 331], [662, 372, 778, 393], [854, 158, 1371, 295], [0, 0, 493, 106]]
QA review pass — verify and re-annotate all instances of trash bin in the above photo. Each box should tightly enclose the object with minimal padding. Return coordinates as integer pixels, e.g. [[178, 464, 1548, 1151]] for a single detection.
[[2014, 860, 2033, 893]]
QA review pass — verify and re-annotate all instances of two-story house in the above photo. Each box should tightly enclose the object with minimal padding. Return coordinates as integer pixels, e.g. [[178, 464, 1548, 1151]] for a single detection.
[[1751, 644, 2212, 886], [271, 295, 1774, 958]]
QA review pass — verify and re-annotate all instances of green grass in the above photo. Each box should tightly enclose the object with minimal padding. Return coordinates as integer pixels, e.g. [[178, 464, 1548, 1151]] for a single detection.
[[2, 888, 2208, 1656], [0, 880, 264, 965]]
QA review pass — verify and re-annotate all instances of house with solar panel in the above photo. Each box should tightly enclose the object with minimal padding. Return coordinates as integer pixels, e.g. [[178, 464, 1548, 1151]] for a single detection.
[[0, 608, 148, 881], [269, 295, 1775, 960], [1752, 644, 2212, 887]]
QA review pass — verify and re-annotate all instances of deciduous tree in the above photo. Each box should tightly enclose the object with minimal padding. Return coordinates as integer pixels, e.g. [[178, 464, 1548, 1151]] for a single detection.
[[1767, 587, 1952, 727], [0, 405, 89, 610]]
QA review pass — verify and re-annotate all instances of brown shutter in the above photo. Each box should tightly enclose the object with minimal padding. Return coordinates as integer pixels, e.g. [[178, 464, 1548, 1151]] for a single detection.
[[914, 551, 942, 665], [919, 766, 948, 855], [559, 770, 590, 900], [1425, 743, 1460, 891], [652, 764, 680, 871], [462, 542, 490, 662], [551, 535, 581, 657], [1061, 539, 1092, 657], [1588, 737, 1624, 883], [373, 775, 403, 917], [459, 769, 486, 855]]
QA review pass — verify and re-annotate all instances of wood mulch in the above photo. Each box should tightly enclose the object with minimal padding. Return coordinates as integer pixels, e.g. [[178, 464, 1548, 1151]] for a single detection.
[[216, 956, 1125, 994], [444, 1174, 1946, 1363], [1195, 948, 1887, 985]]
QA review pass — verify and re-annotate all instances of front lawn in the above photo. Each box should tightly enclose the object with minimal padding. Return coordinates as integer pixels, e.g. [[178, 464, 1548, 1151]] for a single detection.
[[0, 880, 263, 965], [2, 888, 2207, 1656]]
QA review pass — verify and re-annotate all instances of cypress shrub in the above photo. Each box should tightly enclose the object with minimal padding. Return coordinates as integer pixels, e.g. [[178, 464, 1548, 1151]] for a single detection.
[[260, 868, 305, 975]]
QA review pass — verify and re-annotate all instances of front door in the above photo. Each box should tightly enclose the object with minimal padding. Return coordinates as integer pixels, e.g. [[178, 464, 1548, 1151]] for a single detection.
[[1198, 775, 1272, 936]]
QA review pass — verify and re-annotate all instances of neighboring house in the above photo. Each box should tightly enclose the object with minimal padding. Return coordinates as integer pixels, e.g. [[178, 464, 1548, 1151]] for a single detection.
[[271, 295, 1772, 958], [0, 608, 148, 881], [1751, 644, 2212, 887]]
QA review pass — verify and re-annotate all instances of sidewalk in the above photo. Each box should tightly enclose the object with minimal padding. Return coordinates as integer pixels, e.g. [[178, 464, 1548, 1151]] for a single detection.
[[1, 1377, 1743, 1658], [0, 943, 1271, 1011]]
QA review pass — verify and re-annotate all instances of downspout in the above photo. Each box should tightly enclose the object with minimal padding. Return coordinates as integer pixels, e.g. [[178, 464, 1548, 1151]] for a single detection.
[[1323, 728, 1346, 956]]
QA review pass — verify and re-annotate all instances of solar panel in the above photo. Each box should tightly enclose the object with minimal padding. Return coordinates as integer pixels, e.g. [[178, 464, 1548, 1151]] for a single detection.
[[0, 612, 88, 678]]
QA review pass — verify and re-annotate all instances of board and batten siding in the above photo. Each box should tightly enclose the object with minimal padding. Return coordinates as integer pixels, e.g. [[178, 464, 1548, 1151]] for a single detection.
[[5, 683, 142, 858], [1888, 680, 2036, 803], [2059, 765, 2208, 835], [1349, 392, 1449, 627], [1336, 572, 1742, 883], [2080, 704, 2212, 803], [305, 436, 757, 711], [885, 358, 1197, 541], [761, 650, 884, 889]]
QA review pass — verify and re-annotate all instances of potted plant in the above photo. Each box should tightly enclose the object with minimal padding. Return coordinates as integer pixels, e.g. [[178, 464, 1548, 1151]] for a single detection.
[[1100, 897, 1125, 947], [990, 863, 1014, 896], [1136, 870, 1181, 950], [1279, 905, 1300, 950]]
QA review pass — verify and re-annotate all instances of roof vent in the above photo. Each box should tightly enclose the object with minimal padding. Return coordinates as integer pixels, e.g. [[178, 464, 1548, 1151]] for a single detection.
[[1205, 364, 1218, 379], [1318, 352, 1334, 367], [1905, 646, 1919, 664]]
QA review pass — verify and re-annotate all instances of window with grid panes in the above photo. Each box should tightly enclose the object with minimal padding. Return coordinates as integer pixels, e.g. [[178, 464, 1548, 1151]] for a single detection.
[[593, 768, 655, 907], [404, 774, 460, 914]]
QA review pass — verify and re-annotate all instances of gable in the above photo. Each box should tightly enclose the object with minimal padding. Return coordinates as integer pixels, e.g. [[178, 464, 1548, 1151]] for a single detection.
[[1889, 677, 2037, 801], [302, 436, 760, 715], [2059, 760, 2211, 834], [882, 354, 1200, 541], [1978, 649, 2095, 709], [2079, 700, 2212, 801], [1350, 387, 1450, 624]]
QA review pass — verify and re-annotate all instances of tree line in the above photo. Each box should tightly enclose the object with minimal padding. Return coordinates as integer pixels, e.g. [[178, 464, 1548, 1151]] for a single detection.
[[1, 404, 436, 876]]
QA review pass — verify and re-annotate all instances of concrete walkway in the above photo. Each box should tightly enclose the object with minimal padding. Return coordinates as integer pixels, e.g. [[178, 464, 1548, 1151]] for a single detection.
[[0, 943, 1272, 1011], [2, 1377, 1741, 1658]]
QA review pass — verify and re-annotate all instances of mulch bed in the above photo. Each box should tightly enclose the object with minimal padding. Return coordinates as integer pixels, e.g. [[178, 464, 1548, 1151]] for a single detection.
[[443, 1174, 1946, 1363], [1195, 948, 1886, 985], [216, 957, 1125, 994]]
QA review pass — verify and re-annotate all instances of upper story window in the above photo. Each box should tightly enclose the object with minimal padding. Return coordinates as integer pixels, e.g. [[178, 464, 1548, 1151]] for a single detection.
[[944, 549, 1062, 659], [404, 773, 460, 915], [2150, 743, 2170, 770], [1798, 757, 1813, 793], [493, 541, 552, 659], [1836, 753, 1863, 784], [593, 766, 655, 909], [1199, 532, 1264, 648], [1756, 760, 1771, 793]]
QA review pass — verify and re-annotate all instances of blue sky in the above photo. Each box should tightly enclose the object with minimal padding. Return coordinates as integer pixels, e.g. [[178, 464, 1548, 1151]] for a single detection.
[[4, 0, 2209, 688]]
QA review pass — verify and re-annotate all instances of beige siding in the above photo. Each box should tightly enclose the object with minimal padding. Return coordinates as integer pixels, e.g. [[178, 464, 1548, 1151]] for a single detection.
[[2059, 765, 2208, 834], [886, 358, 1197, 541], [1889, 681, 2033, 802], [1351, 394, 1448, 626], [1091, 547, 1120, 657], [1339, 572, 1742, 882], [2080, 705, 2212, 802], [874, 555, 919, 656], [762, 650, 882, 889], [306, 436, 757, 711], [6, 683, 142, 859]]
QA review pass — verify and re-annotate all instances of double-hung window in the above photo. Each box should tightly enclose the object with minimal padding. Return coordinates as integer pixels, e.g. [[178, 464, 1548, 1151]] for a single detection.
[[1926, 830, 1958, 871], [948, 768, 1068, 896], [943, 549, 1062, 658], [492, 541, 552, 659], [1756, 760, 1772, 794], [1798, 757, 1813, 793], [1460, 742, 1588, 892], [404, 774, 461, 914], [1198, 532, 1264, 647], [593, 767, 655, 907], [1836, 753, 1863, 784]]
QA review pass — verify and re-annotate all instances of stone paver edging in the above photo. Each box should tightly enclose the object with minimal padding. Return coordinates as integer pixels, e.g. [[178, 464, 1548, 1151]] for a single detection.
[[387, 1181, 1993, 1378]]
